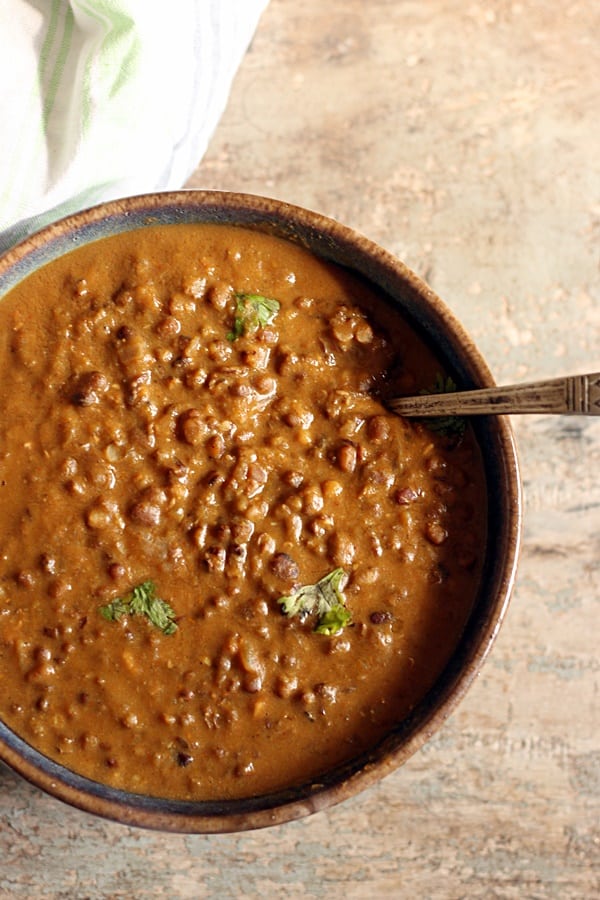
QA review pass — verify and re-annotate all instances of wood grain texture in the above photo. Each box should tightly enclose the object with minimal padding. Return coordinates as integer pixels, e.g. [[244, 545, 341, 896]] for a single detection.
[[2, 1, 599, 897]]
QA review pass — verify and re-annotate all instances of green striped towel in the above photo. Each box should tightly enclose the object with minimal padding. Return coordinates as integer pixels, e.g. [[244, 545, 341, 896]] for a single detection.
[[0, 0, 269, 253]]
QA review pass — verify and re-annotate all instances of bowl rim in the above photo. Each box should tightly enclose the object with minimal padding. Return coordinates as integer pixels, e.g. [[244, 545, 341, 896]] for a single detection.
[[0, 190, 522, 833]]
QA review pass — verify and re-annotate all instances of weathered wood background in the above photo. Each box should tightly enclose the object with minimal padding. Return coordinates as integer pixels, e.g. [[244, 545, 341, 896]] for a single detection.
[[2, 1, 598, 896]]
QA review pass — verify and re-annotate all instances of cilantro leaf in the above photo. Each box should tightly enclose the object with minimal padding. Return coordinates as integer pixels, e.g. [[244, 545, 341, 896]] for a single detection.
[[420, 373, 466, 438], [228, 293, 280, 341], [314, 604, 352, 635], [99, 580, 177, 635], [279, 568, 352, 635], [99, 597, 129, 622]]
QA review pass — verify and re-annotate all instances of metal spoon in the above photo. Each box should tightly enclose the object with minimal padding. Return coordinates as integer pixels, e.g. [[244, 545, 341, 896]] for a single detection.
[[389, 372, 600, 417]]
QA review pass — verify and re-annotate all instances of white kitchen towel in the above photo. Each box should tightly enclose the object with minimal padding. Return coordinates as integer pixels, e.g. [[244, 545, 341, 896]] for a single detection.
[[0, 0, 269, 254]]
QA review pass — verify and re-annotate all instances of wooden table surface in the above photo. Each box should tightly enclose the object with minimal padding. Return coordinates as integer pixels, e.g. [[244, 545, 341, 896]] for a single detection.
[[2, 2, 598, 897]]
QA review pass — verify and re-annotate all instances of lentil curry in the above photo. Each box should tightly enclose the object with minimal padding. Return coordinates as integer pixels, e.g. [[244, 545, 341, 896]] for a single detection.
[[0, 224, 486, 800]]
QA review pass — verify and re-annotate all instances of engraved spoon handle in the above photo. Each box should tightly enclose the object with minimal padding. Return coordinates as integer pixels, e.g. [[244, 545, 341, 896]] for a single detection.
[[389, 372, 600, 417]]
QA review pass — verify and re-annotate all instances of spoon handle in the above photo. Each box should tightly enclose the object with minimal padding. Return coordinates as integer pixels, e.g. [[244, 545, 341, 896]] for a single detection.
[[390, 372, 600, 417]]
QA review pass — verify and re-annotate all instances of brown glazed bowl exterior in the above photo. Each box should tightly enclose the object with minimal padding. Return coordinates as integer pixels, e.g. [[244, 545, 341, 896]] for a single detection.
[[0, 191, 522, 832]]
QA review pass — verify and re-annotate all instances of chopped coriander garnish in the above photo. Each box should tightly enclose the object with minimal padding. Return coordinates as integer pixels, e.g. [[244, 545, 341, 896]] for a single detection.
[[99, 580, 177, 635], [99, 597, 129, 621], [314, 604, 352, 635], [278, 568, 352, 636], [420, 373, 467, 439], [227, 293, 280, 341]]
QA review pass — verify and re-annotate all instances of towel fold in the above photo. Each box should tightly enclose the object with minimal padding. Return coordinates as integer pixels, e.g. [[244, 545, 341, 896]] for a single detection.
[[0, 0, 269, 253]]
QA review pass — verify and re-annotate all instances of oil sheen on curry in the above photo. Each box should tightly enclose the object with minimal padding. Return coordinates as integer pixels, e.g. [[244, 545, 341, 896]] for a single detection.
[[0, 224, 487, 800]]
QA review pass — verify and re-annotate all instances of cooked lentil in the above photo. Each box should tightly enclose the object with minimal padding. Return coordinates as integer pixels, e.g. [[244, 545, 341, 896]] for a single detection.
[[0, 224, 486, 799]]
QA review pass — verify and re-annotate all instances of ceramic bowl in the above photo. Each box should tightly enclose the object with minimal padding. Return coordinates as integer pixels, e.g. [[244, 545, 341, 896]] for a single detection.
[[0, 191, 521, 832]]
